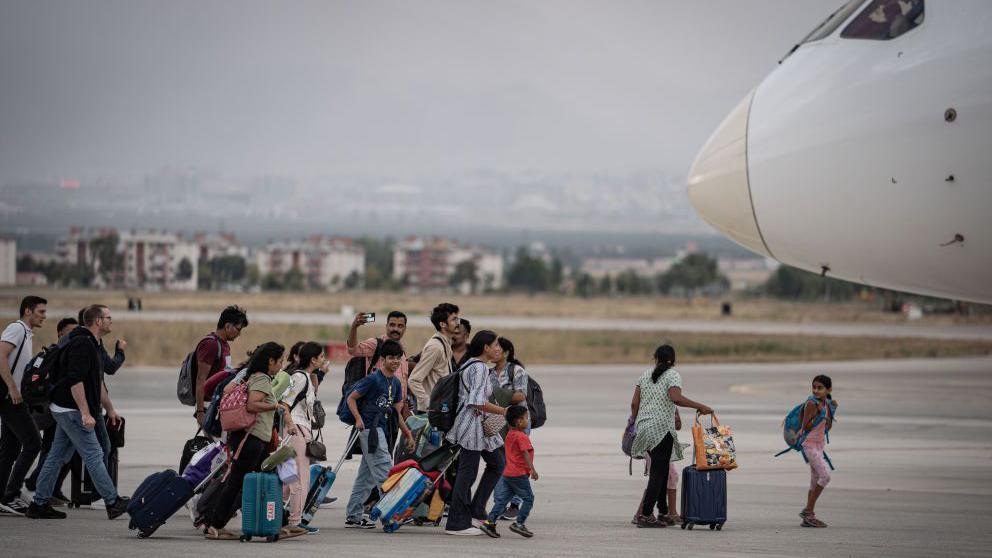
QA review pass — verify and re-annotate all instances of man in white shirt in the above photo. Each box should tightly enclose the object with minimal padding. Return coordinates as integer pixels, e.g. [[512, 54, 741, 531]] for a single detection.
[[0, 295, 47, 515]]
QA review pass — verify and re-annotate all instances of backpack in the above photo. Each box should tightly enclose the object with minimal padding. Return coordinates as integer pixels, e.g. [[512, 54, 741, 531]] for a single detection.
[[177, 334, 222, 407], [774, 396, 837, 469], [427, 360, 472, 432], [621, 415, 640, 475], [21, 334, 74, 405], [508, 364, 547, 429], [341, 338, 382, 396], [218, 374, 256, 433], [202, 370, 239, 437]]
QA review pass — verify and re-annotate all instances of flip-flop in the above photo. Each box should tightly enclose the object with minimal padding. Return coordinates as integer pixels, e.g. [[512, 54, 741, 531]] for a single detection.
[[280, 526, 308, 539], [204, 527, 237, 540]]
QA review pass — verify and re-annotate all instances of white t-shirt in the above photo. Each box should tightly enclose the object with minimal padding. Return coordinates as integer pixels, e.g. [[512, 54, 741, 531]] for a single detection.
[[280, 371, 315, 431], [2, 320, 33, 388]]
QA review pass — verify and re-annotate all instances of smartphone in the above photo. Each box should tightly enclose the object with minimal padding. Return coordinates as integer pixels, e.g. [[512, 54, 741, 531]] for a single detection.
[[364, 312, 376, 324]]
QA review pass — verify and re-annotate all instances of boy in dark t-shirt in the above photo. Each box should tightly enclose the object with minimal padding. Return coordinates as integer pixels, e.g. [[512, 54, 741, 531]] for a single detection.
[[486, 405, 537, 537], [344, 340, 413, 528]]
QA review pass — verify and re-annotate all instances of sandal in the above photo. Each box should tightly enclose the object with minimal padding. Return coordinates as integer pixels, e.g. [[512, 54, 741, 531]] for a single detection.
[[280, 525, 308, 539], [800, 512, 827, 528], [205, 527, 237, 540]]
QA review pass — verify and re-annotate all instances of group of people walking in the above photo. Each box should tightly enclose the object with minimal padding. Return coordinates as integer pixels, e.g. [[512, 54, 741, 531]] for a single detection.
[[1, 294, 835, 540]]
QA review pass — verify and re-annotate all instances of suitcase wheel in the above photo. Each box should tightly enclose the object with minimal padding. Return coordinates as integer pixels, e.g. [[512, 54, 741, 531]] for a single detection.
[[716, 523, 723, 531], [240, 535, 250, 542], [687, 523, 694, 530], [137, 531, 151, 539], [709, 524, 716, 530], [680, 522, 687, 530], [266, 534, 279, 542]]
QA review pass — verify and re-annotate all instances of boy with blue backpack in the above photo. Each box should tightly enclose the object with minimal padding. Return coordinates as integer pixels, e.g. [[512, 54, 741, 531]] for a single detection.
[[775, 374, 837, 528], [339, 339, 414, 528]]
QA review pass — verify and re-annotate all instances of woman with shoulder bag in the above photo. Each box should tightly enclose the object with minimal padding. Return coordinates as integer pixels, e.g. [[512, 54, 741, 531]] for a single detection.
[[280, 342, 324, 534], [444, 330, 507, 538], [206, 342, 293, 540]]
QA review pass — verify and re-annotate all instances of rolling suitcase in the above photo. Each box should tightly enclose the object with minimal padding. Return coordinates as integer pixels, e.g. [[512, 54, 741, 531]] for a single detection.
[[680, 465, 727, 531], [68, 447, 119, 507], [369, 468, 430, 533], [241, 472, 283, 542], [127, 470, 193, 538], [299, 429, 359, 526]]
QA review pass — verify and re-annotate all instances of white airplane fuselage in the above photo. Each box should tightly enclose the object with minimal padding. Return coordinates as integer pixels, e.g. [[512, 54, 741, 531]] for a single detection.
[[688, 0, 992, 304]]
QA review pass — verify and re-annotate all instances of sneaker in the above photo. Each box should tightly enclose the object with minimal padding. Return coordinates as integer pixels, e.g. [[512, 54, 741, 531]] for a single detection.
[[445, 527, 483, 536], [106, 496, 130, 520], [499, 503, 519, 521], [344, 517, 376, 529], [478, 520, 500, 538], [2, 498, 29, 515], [25, 502, 67, 519], [509, 522, 533, 538], [636, 515, 666, 528], [0, 501, 22, 516], [297, 523, 319, 534], [658, 514, 676, 526], [86, 498, 106, 510]]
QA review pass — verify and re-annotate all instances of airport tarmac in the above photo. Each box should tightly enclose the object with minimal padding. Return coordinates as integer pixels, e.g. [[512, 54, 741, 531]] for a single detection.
[[2, 357, 991, 557]]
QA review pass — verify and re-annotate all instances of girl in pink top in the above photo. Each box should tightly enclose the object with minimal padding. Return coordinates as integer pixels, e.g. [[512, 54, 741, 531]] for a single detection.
[[800, 375, 836, 528]]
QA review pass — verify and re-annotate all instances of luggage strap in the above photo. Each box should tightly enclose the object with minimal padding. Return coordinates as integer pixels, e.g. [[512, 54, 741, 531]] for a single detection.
[[220, 420, 257, 482]]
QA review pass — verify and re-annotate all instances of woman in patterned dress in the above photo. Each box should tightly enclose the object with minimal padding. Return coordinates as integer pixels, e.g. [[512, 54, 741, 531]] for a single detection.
[[629, 345, 713, 528], [444, 330, 508, 537]]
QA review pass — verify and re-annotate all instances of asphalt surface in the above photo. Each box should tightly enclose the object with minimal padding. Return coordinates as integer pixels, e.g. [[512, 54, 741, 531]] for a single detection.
[[5, 308, 992, 340], [3, 357, 991, 557]]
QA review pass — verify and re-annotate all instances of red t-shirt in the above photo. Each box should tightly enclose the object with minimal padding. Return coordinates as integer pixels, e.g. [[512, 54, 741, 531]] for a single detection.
[[503, 429, 534, 477], [195, 334, 230, 399]]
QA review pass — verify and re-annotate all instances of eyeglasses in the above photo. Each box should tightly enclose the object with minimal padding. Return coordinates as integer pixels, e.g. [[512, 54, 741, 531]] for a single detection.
[[100, 315, 113, 322]]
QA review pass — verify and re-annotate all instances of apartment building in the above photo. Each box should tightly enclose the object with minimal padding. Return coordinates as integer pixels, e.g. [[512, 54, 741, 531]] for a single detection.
[[121, 231, 199, 291], [255, 236, 365, 291], [393, 236, 504, 292]]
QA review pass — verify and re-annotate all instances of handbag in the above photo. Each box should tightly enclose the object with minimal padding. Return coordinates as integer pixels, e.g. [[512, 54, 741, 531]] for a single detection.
[[481, 412, 506, 438], [105, 415, 125, 448], [311, 399, 326, 431], [305, 429, 327, 461], [692, 412, 738, 471]]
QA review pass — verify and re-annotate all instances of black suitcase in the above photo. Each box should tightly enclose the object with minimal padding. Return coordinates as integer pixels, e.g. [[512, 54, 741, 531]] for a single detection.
[[68, 448, 119, 508]]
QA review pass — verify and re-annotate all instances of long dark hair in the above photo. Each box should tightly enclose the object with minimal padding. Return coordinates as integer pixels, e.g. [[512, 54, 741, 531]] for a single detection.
[[467, 330, 498, 359], [297, 341, 323, 370], [246, 342, 285, 375], [651, 344, 676, 383], [497, 337, 524, 368]]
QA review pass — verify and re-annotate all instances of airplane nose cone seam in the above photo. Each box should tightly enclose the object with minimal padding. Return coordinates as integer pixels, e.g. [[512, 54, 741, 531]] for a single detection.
[[687, 90, 773, 259]]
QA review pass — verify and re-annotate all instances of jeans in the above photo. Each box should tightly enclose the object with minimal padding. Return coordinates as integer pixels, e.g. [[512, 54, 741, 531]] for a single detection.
[[445, 447, 504, 531], [641, 433, 674, 517], [32, 410, 118, 506], [0, 398, 42, 502], [25, 423, 56, 489], [346, 428, 391, 521], [488, 475, 534, 524], [210, 430, 266, 529]]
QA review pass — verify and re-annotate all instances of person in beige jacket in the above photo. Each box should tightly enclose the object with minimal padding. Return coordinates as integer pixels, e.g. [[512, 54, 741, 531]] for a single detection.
[[407, 303, 461, 411]]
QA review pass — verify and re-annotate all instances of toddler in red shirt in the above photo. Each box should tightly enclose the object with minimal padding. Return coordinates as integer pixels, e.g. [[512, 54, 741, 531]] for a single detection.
[[486, 406, 537, 537]]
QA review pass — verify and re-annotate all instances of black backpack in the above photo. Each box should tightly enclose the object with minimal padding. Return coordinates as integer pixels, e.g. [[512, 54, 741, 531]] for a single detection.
[[177, 334, 221, 407], [427, 360, 472, 432], [21, 335, 74, 406], [509, 364, 547, 429], [341, 338, 382, 396]]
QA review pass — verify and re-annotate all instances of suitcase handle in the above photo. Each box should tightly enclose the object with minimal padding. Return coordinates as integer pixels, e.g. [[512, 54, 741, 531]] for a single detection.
[[332, 429, 361, 473]]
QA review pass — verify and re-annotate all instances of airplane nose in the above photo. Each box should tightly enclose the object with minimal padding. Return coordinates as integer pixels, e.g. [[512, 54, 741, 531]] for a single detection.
[[687, 90, 771, 257]]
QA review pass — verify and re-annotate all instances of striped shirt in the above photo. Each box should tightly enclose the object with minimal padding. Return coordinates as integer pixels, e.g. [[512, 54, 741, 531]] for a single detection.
[[445, 359, 504, 452]]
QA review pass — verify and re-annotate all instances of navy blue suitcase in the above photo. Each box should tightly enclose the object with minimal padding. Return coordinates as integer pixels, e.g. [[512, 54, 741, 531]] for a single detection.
[[127, 469, 194, 538], [680, 465, 727, 530]]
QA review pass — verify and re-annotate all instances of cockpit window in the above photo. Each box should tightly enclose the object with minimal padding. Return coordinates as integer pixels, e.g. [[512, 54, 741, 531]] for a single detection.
[[841, 0, 924, 40], [800, 0, 868, 44]]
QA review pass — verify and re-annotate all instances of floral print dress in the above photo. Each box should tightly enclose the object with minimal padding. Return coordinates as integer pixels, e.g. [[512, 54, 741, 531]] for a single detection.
[[631, 368, 684, 461]]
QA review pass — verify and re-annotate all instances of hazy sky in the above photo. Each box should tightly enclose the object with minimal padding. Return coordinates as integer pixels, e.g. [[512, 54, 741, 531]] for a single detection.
[[0, 1, 835, 180]]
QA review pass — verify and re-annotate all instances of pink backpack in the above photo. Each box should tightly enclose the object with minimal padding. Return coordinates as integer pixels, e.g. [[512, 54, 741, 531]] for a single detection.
[[219, 376, 256, 433]]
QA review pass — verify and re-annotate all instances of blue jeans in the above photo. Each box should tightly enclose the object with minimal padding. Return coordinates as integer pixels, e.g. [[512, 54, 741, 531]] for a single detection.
[[346, 428, 391, 521], [488, 475, 534, 524], [32, 411, 118, 506]]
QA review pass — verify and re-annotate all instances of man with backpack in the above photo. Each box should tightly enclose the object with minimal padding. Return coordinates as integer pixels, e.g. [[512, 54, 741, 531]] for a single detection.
[[191, 306, 248, 428], [0, 296, 47, 515], [27, 304, 130, 520], [408, 303, 460, 414]]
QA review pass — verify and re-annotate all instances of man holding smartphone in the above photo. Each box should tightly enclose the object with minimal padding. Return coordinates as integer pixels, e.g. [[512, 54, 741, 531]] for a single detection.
[[347, 310, 410, 415]]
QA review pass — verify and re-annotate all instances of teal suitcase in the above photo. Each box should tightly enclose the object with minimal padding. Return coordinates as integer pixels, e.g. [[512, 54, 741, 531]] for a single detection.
[[241, 472, 282, 542]]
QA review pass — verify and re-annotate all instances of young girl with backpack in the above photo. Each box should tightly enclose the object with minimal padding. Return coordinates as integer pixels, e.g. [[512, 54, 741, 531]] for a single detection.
[[799, 374, 837, 528]]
